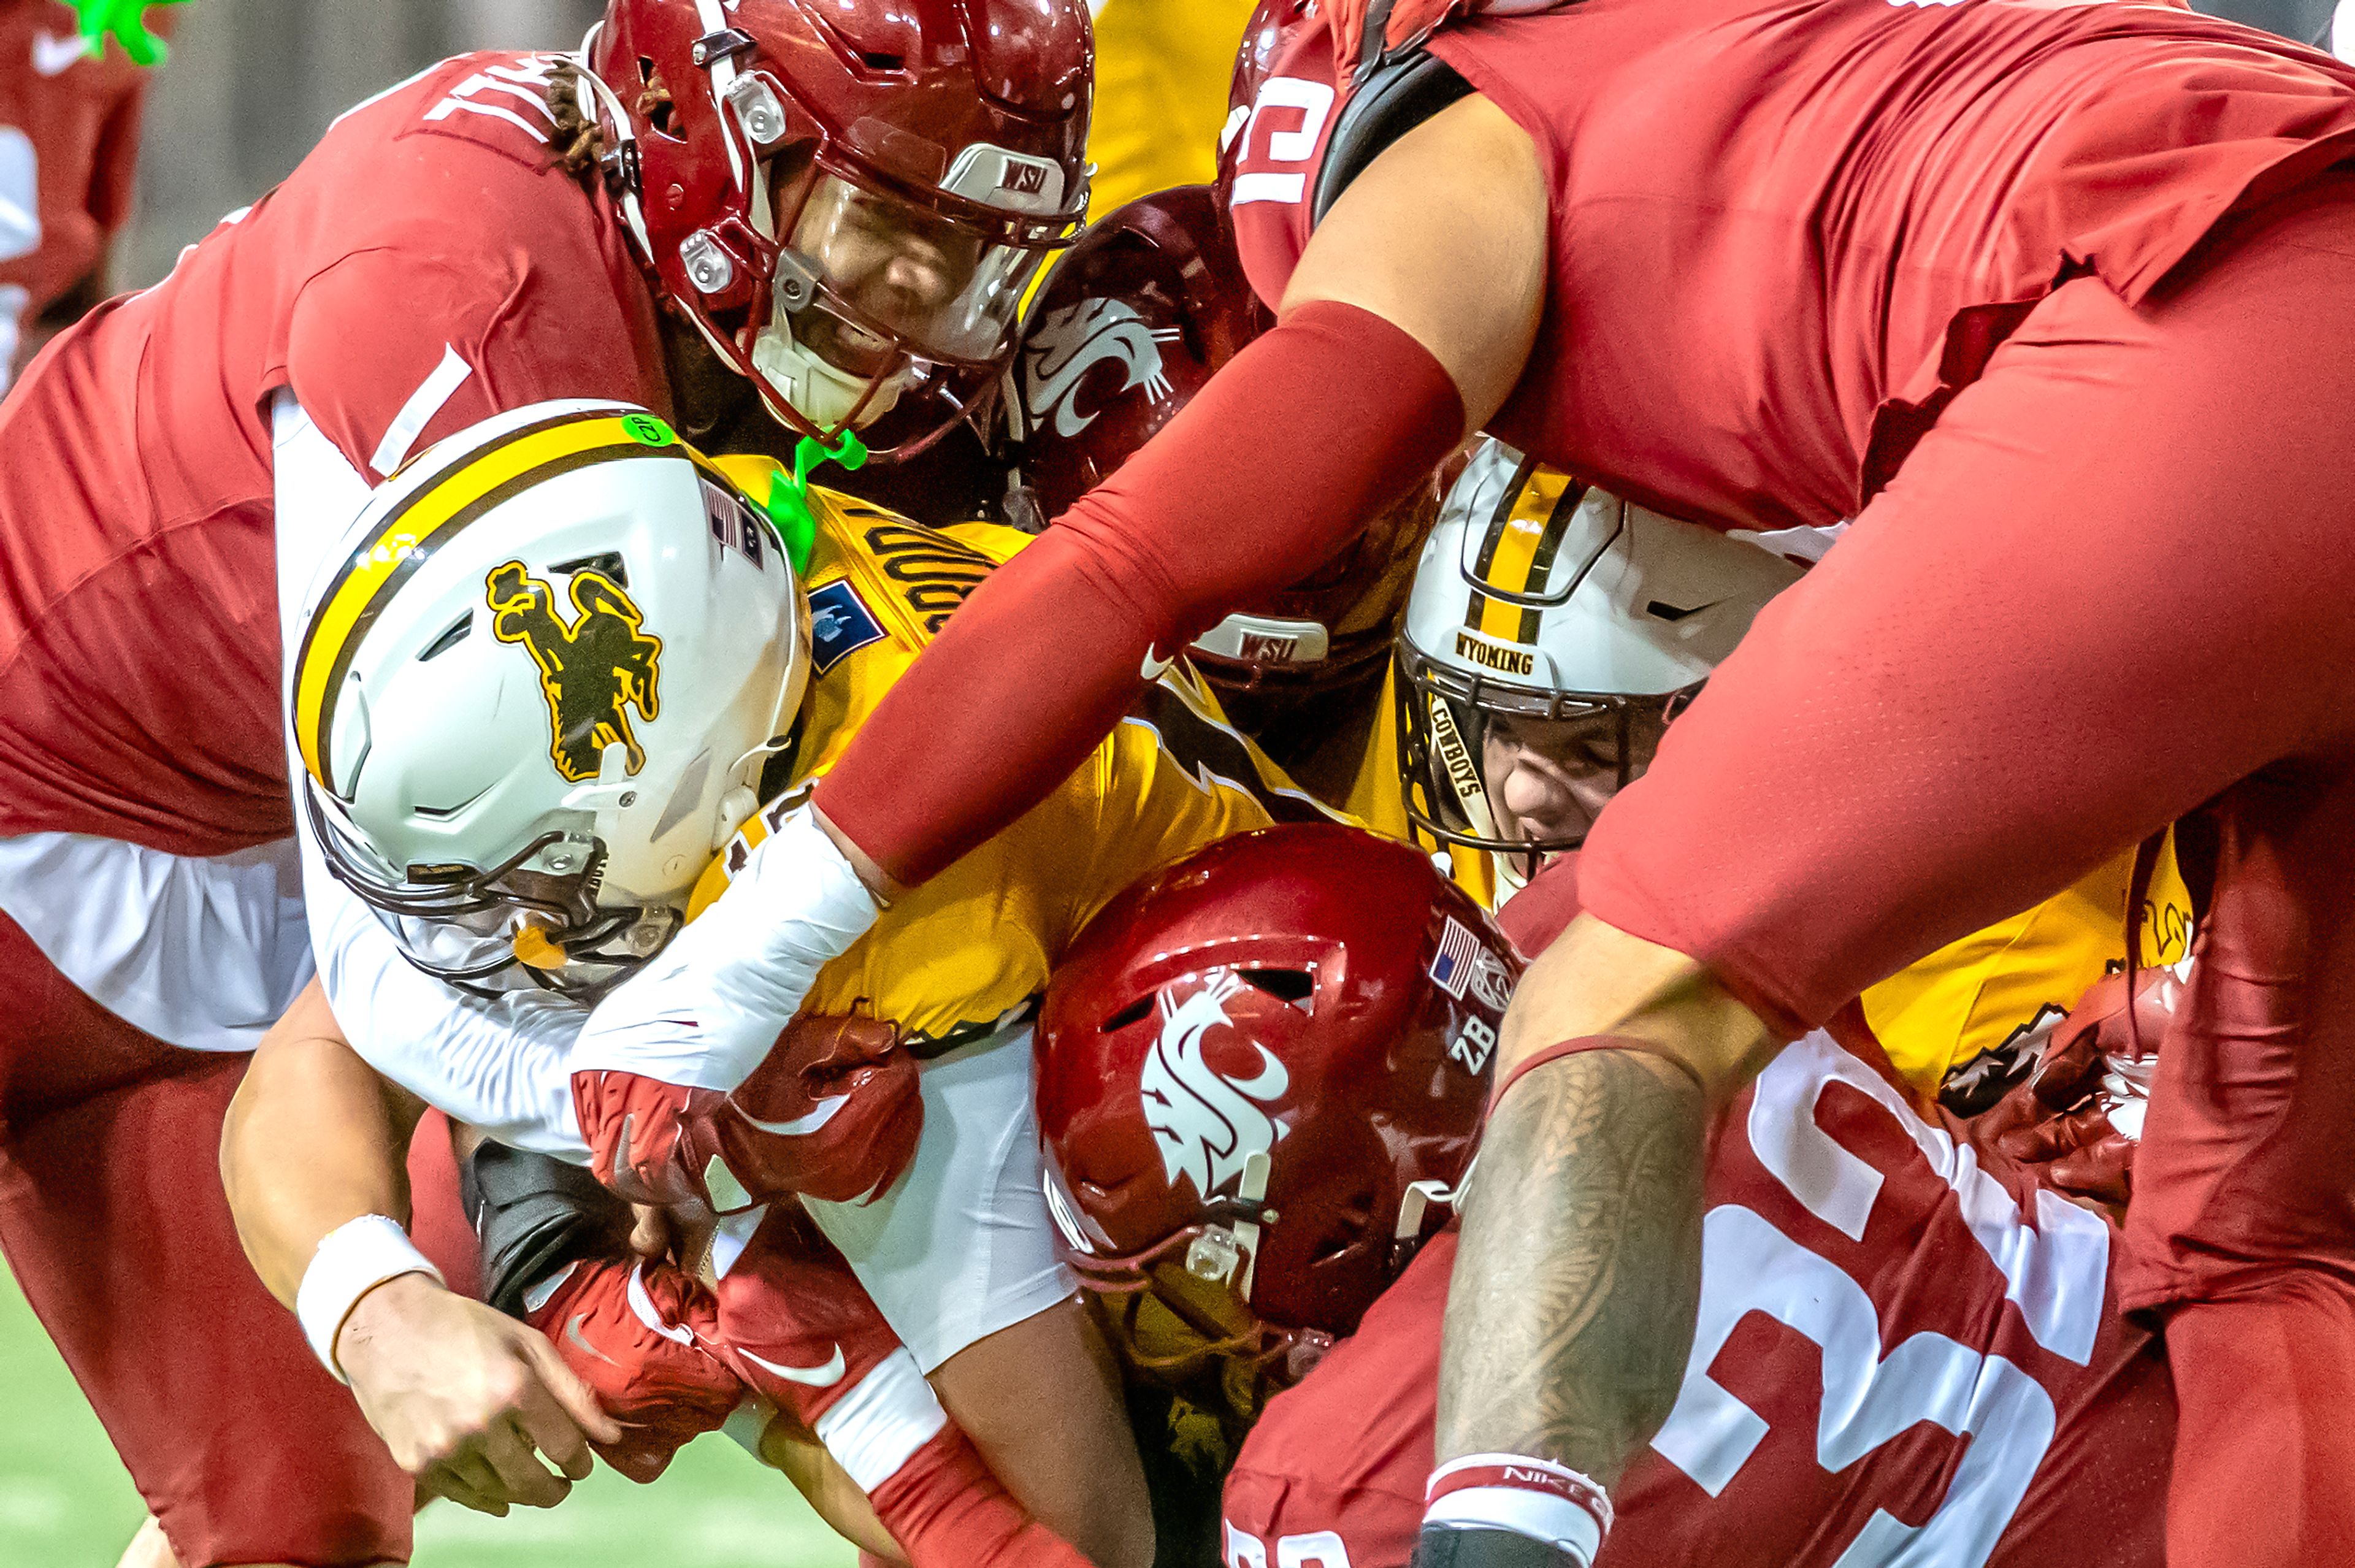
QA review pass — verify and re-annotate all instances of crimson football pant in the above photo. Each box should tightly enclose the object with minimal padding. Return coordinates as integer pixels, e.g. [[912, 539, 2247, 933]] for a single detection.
[[1575, 175, 2355, 1568], [0, 911, 471, 1567]]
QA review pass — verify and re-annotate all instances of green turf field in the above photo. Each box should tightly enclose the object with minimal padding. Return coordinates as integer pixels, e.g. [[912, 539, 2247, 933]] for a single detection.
[[0, 1267, 859, 1567]]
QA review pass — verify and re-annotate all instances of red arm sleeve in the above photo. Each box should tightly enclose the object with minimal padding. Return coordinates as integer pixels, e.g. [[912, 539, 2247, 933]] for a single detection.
[[1577, 232, 2355, 1037], [816, 299, 1465, 884]]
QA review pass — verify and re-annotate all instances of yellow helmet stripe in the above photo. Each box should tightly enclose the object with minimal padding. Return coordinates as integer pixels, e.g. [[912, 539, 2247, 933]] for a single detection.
[[293, 413, 678, 789], [1466, 457, 1585, 642]]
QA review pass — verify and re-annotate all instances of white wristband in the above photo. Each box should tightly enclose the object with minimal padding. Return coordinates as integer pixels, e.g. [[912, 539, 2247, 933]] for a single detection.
[[573, 804, 883, 1090], [1422, 1453, 1611, 1566], [296, 1214, 445, 1382]]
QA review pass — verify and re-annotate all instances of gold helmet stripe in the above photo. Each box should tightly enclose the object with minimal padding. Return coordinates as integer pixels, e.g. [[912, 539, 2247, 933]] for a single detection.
[[1464, 455, 1587, 643], [293, 412, 683, 790]]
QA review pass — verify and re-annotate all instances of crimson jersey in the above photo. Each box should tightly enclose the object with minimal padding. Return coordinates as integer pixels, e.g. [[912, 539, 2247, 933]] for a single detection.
[[0, 1, 155, 375], [1223, 1031, 2175, 1568], [0, 50, 666, 856], [1227, 0, 2355, 531]]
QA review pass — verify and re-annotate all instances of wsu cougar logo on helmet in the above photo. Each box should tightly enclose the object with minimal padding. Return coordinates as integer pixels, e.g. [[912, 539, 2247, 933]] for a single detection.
[[1140, 971, 1289, 1198], [486, 561, 665, 782], [1021, 296, 1174, 439]]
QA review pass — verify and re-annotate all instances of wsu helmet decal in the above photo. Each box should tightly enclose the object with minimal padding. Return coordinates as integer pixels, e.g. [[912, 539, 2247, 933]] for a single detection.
[[1140, 971, 1290, 1198], [1020, 296, 1178, 440]]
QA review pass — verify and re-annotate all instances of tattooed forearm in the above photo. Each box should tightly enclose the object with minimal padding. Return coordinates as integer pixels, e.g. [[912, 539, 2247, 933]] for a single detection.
[[1436, 1048, 1707, 1482]]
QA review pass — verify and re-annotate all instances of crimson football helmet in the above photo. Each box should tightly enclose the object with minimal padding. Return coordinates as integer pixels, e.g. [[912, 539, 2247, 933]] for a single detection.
[[577, 0, 1092, 456], [1015, 183, 1441, 705], [1034, 823, 1517, 1418]]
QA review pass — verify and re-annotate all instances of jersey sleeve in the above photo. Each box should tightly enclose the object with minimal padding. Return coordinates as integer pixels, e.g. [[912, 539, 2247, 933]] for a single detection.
[[277, 219, 661, 486], [1220, 1230, 1452, 1568], [299, 823, 591, 1160], [1220, 1476, 1419, 1568], [1577, 258, 2355, 1037]]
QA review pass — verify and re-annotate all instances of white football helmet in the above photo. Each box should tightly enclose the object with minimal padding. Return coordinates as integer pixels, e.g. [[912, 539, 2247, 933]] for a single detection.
[[1395, 440, 1805, 857], [292, 400, 810, 999]]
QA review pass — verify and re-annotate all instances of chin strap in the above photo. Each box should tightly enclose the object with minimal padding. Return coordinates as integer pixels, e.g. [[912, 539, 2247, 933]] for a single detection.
[[572, 37, 652, 258]]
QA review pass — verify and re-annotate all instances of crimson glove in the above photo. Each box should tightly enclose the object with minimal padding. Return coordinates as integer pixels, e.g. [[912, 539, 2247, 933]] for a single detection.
[[713, 1212, 1094, 1568], [1983, 965, 2180, 1210], [519, 1255, 745, 1483], [711, 1209, 910, 1428], [574, 1011, 923, 1210]]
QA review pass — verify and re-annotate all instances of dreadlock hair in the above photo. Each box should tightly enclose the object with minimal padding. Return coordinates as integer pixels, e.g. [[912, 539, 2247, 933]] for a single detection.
[[545, 59, 605, 180], [545, 58, 673, 182]]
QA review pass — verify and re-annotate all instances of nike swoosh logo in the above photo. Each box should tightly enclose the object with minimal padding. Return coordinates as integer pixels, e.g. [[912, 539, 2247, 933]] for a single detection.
[[738, 1343, 847, 1387], [737, 1092, 849, 1139], [1140, 647, 1177, 680], [32, 32, 88, 77], [1644, 597, 1726, 623], [626, 1263, 696, 1345], [565, 1314, 621, 1367]]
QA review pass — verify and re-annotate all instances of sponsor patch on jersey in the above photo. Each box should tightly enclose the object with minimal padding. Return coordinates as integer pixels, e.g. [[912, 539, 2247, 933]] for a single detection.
[[807, 579, 886, 674]]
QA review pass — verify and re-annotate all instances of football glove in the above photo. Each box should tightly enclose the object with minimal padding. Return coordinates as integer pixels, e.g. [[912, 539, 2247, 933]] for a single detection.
[[713, 1210, 1094, 1568], [519, 1255, 745, 1483], [1985, 965, 2179, 1209], [573, 1011, 922, 1210]]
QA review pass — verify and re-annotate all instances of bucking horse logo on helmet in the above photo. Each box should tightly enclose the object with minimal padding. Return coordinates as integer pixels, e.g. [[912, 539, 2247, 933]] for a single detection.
[[486, 560, 664, 783]]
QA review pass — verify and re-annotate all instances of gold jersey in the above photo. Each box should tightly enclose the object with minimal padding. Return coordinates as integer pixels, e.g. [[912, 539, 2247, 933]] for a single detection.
[[1330, 639, 2192, 1100], [1864, 833, 2196, 1105], [1082, 0, 1261, 220], [691, 459, 1330, 1052]]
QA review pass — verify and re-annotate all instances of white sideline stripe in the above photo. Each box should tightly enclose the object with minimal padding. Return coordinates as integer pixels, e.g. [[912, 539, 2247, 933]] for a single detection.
[[370, 345, 473, 476], [811, 1347, 948, 1492]]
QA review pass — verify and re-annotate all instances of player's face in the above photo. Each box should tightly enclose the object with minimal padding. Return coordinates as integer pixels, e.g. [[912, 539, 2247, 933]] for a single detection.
[[1479, 706, 1667, 851], [770, 158, 1027, 376]]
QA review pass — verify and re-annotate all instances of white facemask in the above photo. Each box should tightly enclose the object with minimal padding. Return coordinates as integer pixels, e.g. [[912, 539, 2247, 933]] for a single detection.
[[750, 318, 912, 431]]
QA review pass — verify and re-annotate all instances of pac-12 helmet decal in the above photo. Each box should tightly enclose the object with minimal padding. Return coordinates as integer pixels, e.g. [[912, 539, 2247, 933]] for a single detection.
[[1035, 823, 1517, 1418], [293, 401, 808, 1000], [577, 0, 1093, 454]]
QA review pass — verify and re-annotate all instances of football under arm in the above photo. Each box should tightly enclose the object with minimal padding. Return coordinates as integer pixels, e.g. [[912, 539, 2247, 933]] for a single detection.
[[222, 976, 428, 1310]]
